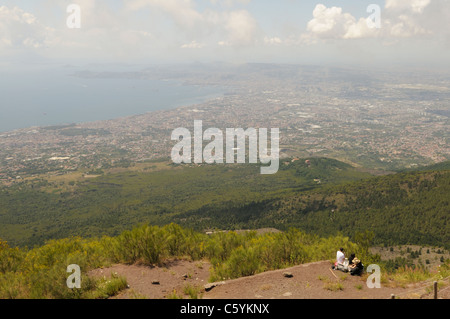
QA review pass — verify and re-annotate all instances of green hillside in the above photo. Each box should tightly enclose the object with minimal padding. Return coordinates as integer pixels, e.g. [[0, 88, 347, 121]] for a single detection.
[[0, 158, 370, 247], [402, 160, 450, 172], [0, 158, 448, 250], [212, 170, 449, 249]]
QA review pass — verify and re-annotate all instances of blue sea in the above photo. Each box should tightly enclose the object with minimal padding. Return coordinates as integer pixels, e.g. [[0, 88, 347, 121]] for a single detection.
[[0, 65, 223, 133]]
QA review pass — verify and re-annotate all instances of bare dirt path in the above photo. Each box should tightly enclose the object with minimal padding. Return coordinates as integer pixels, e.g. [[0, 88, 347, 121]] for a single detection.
[[88, 259, 212, 299], [204, 261, 406, 299], [88, 260, 448, 299]]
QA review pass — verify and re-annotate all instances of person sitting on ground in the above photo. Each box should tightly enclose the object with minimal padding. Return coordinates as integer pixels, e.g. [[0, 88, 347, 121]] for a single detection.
[[348, 256, 364, 276], [348, 253, 356, 265], [337, 248, 345, 264], [333, 248, 346, 271]]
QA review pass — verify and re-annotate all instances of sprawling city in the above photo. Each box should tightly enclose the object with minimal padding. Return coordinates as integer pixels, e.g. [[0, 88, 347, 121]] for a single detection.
[[1, 64, 449, 185]]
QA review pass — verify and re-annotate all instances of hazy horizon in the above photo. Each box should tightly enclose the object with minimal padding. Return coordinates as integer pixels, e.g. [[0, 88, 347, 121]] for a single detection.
[[0, 1, 449, 68], [2, 0, 450, 131]]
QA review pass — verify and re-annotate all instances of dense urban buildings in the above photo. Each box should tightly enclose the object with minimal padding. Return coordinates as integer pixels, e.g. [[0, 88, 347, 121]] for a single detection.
[[1, 64, 449, 184]]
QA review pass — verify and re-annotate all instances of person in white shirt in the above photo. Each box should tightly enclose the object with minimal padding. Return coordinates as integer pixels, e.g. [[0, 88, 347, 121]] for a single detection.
[[334, 248, 346, 271], [336, 248, 345, 264]]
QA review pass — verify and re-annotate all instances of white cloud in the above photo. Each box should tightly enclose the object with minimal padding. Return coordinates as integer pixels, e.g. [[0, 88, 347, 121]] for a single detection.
[[264, 36, 282, 45], [344, 18, 376, 39], [222, 10, 258, 46], [126, 0, 259, 47], [385, 14, 430, 37], [304, 2, 436, 41], [181, 40, 205, 49], [385, 0, 431, 14], [0, 1, 262, 62], [0, 6, 55, 50], [306, 4, 377, 40], [0, 0, 448, 65], [126, 0, 202, 28], [383, 0, 433, 37], [209, 0, 252, 7]]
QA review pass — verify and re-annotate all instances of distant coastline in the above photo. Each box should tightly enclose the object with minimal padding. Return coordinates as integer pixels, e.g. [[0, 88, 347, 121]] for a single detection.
[[0, 67, 224, 133]]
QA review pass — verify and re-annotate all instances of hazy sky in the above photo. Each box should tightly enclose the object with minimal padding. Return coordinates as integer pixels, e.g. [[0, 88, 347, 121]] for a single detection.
[[1, 0, 450, 68]]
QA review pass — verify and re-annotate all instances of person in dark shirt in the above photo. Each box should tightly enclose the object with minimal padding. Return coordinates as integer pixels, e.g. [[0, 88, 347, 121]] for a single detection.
[[348, 253, 356, 265], [348, 255, 363, 276]]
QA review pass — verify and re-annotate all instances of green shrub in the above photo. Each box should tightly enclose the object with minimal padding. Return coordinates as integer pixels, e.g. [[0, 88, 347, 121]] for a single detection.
[[110, 225, 166, 265], [89, 274, 128, 299], [0, 240, 26, 273], [324, 282, 344, 291], [166, 289, 183, 299], [183, 284, 202, 299]]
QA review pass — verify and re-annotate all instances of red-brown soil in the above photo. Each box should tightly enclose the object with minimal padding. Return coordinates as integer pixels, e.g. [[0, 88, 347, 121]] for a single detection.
[[88, 259, 449, 299]]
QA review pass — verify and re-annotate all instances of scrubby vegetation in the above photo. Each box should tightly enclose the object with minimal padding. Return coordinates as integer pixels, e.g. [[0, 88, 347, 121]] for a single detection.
[[106, 224, 376, 282], [0, 224, 367, 299], [1, 224, 448, 299], [0, 237, 112, 299]]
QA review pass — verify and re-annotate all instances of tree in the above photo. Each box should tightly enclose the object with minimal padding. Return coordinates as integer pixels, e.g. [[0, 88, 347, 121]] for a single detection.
[[353, 230, 375, 256]]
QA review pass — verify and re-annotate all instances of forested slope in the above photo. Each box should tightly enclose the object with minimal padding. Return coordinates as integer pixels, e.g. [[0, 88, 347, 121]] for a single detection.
[[179, 169, 450, 248], [0, 158, 448, 249]]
